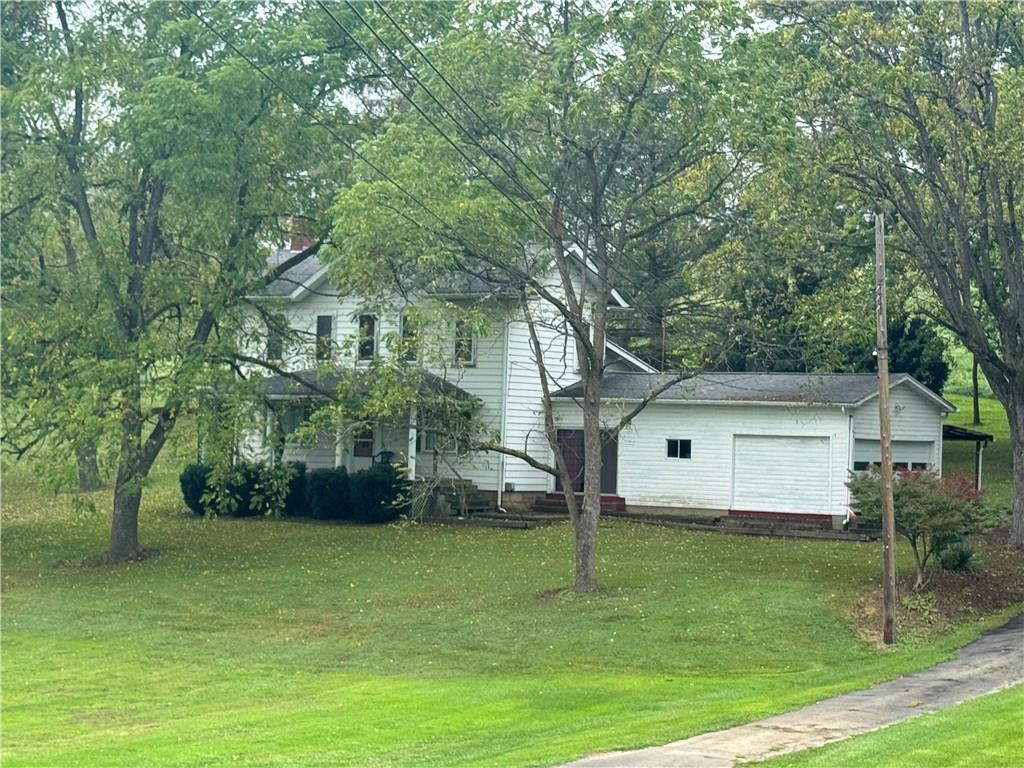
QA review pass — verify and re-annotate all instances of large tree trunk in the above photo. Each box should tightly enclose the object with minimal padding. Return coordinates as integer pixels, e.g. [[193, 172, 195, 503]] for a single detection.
[[76, 440, 102, 491], [982, 365, 1024, 548], [576, 369, 604, 593], [108, 478, 143, 561], [106, 389, 145, 561]]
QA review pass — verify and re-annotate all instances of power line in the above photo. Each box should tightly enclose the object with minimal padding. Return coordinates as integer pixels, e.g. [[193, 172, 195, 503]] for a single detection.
[[179, 2, 599, 343], [321, 0, 670, 330], [352, 0, 660, 293]]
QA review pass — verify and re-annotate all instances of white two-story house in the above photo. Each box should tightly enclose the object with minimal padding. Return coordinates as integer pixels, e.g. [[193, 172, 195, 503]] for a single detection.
[[239, 239, 956, 526]]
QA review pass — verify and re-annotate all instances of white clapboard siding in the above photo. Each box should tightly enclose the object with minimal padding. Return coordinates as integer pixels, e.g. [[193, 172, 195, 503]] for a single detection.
[[552, 401, 852, 514], [854, 439, 934, 465], [733, 435, 831, 514], [501, 300, 581, 492], [852, 381, 943, 442]]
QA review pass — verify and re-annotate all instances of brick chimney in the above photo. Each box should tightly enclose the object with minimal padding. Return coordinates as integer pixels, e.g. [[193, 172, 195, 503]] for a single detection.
[[290, 216, 314, 252]]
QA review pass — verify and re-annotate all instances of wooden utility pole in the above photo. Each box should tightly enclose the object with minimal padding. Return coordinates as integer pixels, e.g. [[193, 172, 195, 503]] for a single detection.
[[874, 213, 897, 645]]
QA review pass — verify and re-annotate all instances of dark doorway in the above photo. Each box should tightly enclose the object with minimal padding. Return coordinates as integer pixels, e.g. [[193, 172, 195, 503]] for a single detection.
[[555, 429, 618, 494]]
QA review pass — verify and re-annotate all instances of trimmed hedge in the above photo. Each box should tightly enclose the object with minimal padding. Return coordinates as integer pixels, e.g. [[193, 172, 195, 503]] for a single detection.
[[180, 463, 211, 516], [179, 461, 409, 524], [350, 464, 409, 524], [282, 461, 308, 517], [307, 467, 350, 520]]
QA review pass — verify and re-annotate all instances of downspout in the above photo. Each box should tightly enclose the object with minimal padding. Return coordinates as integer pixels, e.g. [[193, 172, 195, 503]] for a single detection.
[[496, 316, 511, 512], [844, 406, 855, 525]]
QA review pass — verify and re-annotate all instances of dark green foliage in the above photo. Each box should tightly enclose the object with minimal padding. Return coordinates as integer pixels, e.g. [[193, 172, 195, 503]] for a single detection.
[[350, 465, 409, 525], [307, 467, 350, 521], [180, 463, 211, 517], [937, 540, 977, 573], [225, 462, 264, 518], [283, 462, 308, 518], [886, 318, 950, 395]]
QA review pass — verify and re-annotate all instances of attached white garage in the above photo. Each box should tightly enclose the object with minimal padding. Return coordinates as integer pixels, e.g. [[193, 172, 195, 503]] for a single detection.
[[552, 371, 956, 523], [732, 435, 831, 514]]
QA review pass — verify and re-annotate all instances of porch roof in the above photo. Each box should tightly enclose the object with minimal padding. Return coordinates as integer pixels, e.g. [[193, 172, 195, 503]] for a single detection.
[[260, 368, 474, 402]]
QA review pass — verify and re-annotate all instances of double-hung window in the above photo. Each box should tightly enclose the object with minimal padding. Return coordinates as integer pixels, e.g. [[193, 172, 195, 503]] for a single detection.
[[454, 320, 476, 366], [315, 315, 333, 361], [357, 315, 377, 361]]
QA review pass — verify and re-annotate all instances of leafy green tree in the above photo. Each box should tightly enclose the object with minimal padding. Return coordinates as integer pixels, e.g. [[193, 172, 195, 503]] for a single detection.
[[1, 1, 357, 561], [848, 469, 996, 590], [330, 0, 744, 591], [761, 1, 1024, 545]]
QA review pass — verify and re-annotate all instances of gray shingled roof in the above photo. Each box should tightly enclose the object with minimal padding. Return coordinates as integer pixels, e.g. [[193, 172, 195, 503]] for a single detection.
[[256, 250, 327, 298], [261, 369, 474, 401], [552, 371, 952, 408]]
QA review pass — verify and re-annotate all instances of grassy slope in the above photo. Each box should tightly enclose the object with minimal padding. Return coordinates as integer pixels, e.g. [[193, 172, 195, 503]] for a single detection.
[[2, 457, 1019, 768], [755, 684, 1024, 768], [942, 394, 1013, 512]]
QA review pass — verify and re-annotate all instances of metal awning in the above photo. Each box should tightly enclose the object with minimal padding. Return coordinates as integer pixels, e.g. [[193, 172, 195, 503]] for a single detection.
[[942, 424, 994, 490], [942, 424, 994, 443]]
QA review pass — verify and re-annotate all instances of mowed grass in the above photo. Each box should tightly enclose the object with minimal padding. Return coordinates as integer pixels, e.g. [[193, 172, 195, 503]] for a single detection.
[[755, 684, 1024, 768], [943, 394, 1014, 512], [1, 457, 1019, 768]]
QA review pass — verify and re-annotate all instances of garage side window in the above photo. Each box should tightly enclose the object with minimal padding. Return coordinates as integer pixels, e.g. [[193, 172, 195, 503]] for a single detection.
[[666, 439, 691, 459]]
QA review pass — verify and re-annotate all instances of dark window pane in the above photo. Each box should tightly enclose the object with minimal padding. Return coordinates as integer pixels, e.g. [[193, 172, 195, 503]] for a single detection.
[[266, 326, 284, 361], [353, 425, 374, 457], [667, 439, 691, 459], [358, 315, 376, 360], [454, 320, 475, 365], [401, 312, 418, 362], [316, 315, 333, 361]]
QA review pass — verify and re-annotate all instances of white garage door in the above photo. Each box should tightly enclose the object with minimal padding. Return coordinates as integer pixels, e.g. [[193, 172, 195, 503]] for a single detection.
[[733, 435, 831, 514]]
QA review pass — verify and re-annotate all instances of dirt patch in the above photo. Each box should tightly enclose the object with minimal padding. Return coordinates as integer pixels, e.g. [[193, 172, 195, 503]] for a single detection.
[[57, 548, 160, 570], [851, 527, 1023, 647]]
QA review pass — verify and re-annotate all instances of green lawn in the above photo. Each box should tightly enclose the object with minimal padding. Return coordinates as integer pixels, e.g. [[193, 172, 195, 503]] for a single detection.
[[943, 394, 1014, 512], [755, 684, 1024, 768], [2, 458, 1019, 768]]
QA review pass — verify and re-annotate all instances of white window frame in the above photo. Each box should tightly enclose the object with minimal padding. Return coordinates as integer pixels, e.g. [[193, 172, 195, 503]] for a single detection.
[[453, 320, 477, 367], [356, 314, 378, 362]]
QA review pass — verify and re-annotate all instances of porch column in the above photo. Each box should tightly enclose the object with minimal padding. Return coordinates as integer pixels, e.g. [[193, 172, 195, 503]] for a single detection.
[[407, 406, 417, 480], [335, 423, 343, 469], [975, 440, 984, 491]]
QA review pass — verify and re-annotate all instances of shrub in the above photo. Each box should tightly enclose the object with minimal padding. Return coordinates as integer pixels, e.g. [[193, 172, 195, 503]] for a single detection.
[[938, 539, 977, 572], [225, 461, 264, 517], [350, 464, 409, 524], [180, 463, 211, 516], [307, 467, 350, 520], [282, 461, 308, 517], [847, 470, 997, 589]]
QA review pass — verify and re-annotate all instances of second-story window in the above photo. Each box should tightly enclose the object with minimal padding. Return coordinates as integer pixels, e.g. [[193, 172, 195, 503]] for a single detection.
[[315, 315, 333, 361], [358, 314, 377, 361], [400, 311, 419, 362], [266, 326, 284, 363], [454, 319, 476, 366]]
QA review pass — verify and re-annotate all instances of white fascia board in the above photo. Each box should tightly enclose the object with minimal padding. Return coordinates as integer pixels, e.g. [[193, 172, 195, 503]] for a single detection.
[[851, 375, 957, 412], [551, 396, 844, 408], [605, 340, 659, 373]]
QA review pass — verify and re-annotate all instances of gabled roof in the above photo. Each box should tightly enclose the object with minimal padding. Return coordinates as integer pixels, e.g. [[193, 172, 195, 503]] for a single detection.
[[252, 250, 331, 300], [552, 371, 955, 410]]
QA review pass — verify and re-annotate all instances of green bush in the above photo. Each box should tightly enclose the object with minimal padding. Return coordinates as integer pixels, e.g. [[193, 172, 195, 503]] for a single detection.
[[307, 467, 350, 520], [180, 463, 211, 516], [225, 461, 264, 517], [282, 461, 308, 517], [938, 539, 977, 572], [350, 464, 409, 524]]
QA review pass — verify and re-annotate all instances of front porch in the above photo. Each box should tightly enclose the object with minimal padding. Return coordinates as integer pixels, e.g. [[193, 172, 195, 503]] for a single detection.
[[253, 368, 488, 490]]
